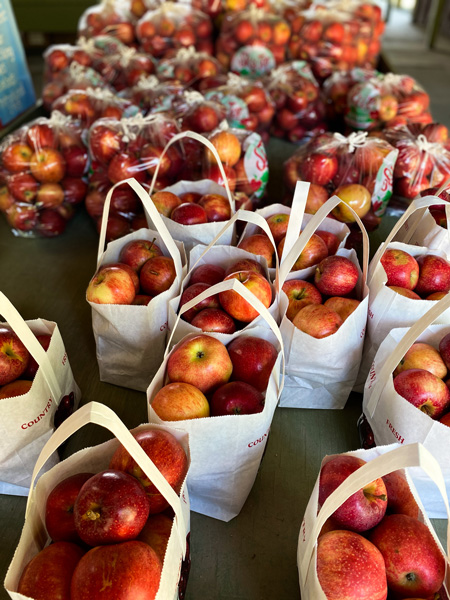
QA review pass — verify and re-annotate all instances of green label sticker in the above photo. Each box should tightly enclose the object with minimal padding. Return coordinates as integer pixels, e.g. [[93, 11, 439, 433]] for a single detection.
[[205, 90, 249, 128]]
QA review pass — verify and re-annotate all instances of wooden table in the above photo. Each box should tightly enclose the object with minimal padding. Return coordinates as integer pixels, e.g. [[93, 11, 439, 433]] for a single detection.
[[0, 150, 445, 598]]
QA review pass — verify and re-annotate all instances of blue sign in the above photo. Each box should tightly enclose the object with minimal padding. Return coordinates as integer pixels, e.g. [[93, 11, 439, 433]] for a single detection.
[[0, 0, 36, 128]]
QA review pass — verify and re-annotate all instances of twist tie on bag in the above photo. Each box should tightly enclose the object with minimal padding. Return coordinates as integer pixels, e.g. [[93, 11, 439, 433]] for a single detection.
[[248, 3, 267, 22], [120, 113, 163, 143], [226, 72, 245, 91], [268, 64, 290, 87], [416, 133, 444, 157], [135, 74, 159, 90], [383, 72, 406, 91], [77, 36, 97, 53], [174, 45, 197, 62], [49, 109, 73, 129], [118, 46, 138, 67], [183, 90, 204, 105], [69, 61, 87, 80], [333, 131, 368, 153], [160, 1, 189, 17]]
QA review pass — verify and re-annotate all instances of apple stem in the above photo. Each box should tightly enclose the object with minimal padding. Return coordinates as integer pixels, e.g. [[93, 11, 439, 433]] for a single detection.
[[420, 405, 433, 416], [85, 509, 101, 521]]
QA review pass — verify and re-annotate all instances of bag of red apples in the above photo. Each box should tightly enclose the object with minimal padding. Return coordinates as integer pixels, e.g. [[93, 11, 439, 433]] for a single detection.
[[215, 5, 291, 75], [356, 195, 450, 391], [277, 194, 369, 408], [87, 178, 186, 391], [167, 209, 280, 347], [298, 442, 450, 599], [136, 2, 214, 59], [77, 0, 138, 46], [121, 74, 185, 115], [383, 122, 450, 201], [156, 45, 224, 90], [346, 72, 432, 131], [146, 130, 238, 254], [147, 280, 284, 521], [363, 293, 450, 517], [202, 72, 275, 141], [0, 292, 80, 495], [0, 110, 89, 238], [395, 181, 450, 253], [283, 130, 398, 225], [287, 4, 381, 84], [5, 402, 191, 600], [264, 61, 325, 144]]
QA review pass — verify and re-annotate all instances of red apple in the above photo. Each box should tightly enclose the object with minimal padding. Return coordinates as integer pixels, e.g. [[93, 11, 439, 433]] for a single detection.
[[210, 381, 264, 416], [206, 130, 241, 167], [139, 256, 176, 296], [278, 233, 328, 271], [393, 342, 447, 379], [266, 213, 290, 245], [0, 328, 30, 385], [219, 271, 272, 323], [382, 470, 420, 519], [138, 513, 173, 564], [238, 234, 275, 268], [324, 297, 361, 323], [71, 541, 162, 600], [96, 215, 131, 242], [62, 146, 88, 178], [0, 186, 14, 212], [109, 426, 188, 514], [151, 381, 210, 421], [439, 332, 450, 370], [370, 514, 445, 598], [440, 412, 450, 426], [1, 142, 33, 173], [26, 123, 57, 151], [151, 190, 182, 217], [132, 294, 153, 305], [319, 454, 388, 532], [189, 263, 225, 286], [87, 265, 136, 305], [6, 203, 38, 232], [0, 379, 32, 398], [89, 125, 125, 164], [45, 472, 95, 543], [36, 182, 65, 208], [18, 542, 85, 600], [167, 333, 233, 395], [190, 304, 237, 333], [293, 304, 343, 339], [179, 282, 220, 323], [381, 248, 419, 290], [314, 255, 359, 296], [62, 177, 88, 205], [393, 368, 450, 419], [282, 279, 322, 322], [317, 530, 388, 600], [107, 153, 146, 185], [29, 148, 66, 183], [198, 193, 231, 222], [299, 153, 338, 186], [415, 254, 450, 295], [119, 238, 163, 272], [388, 285, 421, 299], [227, 335, 277, 392], [171, 202, 208, 225], [74, 469, 150, 546], [106, 262, 140, 293], [224, 258, 265, 277], [7, 172, 39, 203], [315, 230, 340, 255]]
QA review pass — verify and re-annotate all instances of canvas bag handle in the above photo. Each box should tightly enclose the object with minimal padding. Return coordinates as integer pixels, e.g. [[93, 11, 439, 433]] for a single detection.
[[299, 443, 450, 588], [186, 208, 280, 290], [365, 291, 450, 417], [0, 292, 61, 401], [96, 177, 183, 279], [369, 195, 450, 284], [279, 195, 369, 288], [399, 179, 450, 245], [25, 401, 187, 557], [165, 277, 285, 395], [279, 180, 310, 264], [147, 130, 235, 212]]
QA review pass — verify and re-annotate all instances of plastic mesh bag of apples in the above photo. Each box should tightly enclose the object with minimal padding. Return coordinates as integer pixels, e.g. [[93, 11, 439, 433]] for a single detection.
[[382, 122, 450, 201], [346, 72, 432, 131], [203, 72, 275, 142], [0, 292, 81, 495], [51, 87, 141, 129], [77, 0, 138, 46], [5, 402, 191, 600], [286, 4, 378, 84], [283, 130, 398, 227], [0, 110, 89, 238], [298, 442, 450, 599], [156, 45, 224, 90], [215, 5, 291, 75], [264, 61, 325, 144], [136, 1, 214, 59]]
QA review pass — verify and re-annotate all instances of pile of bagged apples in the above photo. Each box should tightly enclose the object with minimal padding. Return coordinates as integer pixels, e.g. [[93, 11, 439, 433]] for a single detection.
[[151, 333, 278, 419], [17, 425, 189, 600], [381, 248, 450, 300], [316, 454, 446, 599]]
